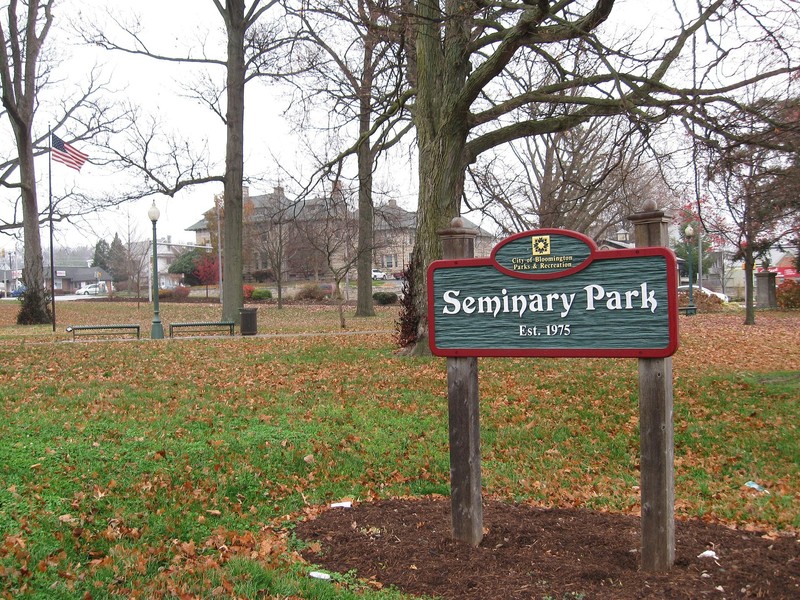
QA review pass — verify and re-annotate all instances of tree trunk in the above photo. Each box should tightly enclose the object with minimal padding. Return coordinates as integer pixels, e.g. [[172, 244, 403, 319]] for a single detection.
[[355, 33, 376, 318], [1, 0, 52, 325], [406, 0, 472, 354], [409, 123, 469, 353], [336, 279, 347, 329], [743, 246, 756, 325], [221, 1, 246, 324], [355, 133, 375, 316], [16, 126, 51, 324]]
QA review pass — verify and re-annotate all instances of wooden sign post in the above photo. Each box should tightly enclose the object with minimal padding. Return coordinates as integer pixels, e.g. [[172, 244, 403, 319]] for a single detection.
[[439, 218, 483, 546], [628, 202, 675, 571], [434, 208, 677, 569]]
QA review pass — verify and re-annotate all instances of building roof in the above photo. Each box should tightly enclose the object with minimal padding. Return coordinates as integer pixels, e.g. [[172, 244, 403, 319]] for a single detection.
[[51, 266, 112, 280], [375, 199, 416, 230], [460, 216, 495, 240], [186, 189, 495, 240], [186, 218, 208, 231], [374, 199, 495, 239]]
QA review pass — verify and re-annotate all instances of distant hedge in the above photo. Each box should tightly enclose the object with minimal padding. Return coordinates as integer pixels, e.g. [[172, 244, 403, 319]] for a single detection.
[[159, 285, 190, 300], [373, 291, 398, 305], [296, 283, 329, 301], [677, 290, 724, 313]]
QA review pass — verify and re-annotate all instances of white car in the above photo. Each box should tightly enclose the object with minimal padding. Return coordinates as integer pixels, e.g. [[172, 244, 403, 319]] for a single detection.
[[75, 283, 105, 295], [677, 285, 729, 303], [371, 269, 388, 280]]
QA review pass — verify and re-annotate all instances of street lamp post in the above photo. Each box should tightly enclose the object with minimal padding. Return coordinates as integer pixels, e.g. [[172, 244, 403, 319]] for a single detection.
[[685, 225, 697, 316], [148, 202, 164, 339]]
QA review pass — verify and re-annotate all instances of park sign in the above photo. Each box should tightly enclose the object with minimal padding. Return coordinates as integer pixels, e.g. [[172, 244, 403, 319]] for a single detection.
[[428, 229, 679, 358]]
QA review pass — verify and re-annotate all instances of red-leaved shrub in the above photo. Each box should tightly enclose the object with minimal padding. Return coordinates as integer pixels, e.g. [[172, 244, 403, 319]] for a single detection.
[[777, 280, 800, 309]]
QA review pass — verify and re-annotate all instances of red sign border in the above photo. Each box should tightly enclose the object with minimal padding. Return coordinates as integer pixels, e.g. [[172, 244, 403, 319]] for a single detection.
[[428, 239, 679, 359]]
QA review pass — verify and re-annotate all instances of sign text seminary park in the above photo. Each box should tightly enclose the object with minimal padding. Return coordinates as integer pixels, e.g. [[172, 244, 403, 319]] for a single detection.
[[428, 229, 679, 358]]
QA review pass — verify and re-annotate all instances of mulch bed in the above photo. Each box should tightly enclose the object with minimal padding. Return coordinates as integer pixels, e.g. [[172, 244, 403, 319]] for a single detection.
[[297, 498, 799, 599]]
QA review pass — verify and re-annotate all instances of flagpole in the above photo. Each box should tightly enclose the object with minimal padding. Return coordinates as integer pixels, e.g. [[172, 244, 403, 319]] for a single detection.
[[49, 127, 56, 333]]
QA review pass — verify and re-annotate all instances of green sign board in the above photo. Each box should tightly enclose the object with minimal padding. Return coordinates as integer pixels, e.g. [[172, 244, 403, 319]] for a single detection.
[[428, 229, 679, 358]]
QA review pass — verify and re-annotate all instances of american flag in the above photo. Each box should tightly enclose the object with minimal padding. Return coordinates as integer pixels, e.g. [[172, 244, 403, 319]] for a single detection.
[[51, 134, 89, 172]]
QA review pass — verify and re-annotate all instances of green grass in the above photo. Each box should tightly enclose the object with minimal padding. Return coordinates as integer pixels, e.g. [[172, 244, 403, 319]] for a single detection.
[[0, 303, 798, 597]]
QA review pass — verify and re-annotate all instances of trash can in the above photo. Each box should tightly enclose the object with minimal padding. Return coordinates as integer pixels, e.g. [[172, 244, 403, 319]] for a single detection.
[[239, 307, 258, 336]]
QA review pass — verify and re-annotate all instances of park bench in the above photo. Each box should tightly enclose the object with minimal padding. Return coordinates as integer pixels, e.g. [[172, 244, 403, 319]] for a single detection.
[[169, 321, 235, 338], [677, 307, 697, 315], [66, 324, 141, 340]]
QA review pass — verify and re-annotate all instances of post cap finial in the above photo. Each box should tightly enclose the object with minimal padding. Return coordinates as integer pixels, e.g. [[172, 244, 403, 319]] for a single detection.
[[641, 199, 658, 212]]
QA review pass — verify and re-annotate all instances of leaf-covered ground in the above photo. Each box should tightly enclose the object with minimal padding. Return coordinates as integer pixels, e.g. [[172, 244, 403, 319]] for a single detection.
[[0, 301, 797, 598]]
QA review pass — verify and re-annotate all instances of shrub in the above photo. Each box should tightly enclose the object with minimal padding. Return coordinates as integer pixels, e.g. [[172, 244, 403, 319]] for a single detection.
[[396, 262, 419, 348], [373, 291, 398, 305], [777, 280, 800, 308], [15, 287, 51, 325], [158, 286, 190, 301], [295, 283, 328, 301], [243, 284, 255, 300], [677, 290, 724, 313], [251, 289, 272, 300]]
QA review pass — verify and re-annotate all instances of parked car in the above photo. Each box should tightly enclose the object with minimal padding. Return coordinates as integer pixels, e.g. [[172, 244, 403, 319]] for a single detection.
[[371, 268, 388, 280], [10, 286, 26, 298], [677, 285, 729, 303], [75, 283, 105, 295]]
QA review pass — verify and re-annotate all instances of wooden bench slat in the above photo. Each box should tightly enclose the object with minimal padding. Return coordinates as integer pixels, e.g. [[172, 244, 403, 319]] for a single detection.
[[169, 321, 235, 337], [67, 324, 140, 340]]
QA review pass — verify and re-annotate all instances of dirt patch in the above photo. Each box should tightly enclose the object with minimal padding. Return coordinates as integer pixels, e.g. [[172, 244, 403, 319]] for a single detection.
[[297, 498, 799, 599]]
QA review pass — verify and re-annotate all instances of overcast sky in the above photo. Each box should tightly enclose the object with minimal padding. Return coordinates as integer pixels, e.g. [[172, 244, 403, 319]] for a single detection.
[[66, 0, 298, 249], [1, 0, 309, 256], [1, 0, 665, 257], [1, 0, 767, 258]]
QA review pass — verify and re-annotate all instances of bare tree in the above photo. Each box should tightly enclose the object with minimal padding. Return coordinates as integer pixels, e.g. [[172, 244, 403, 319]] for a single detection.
[[118, 212, 151, 305], [402, 0, 800, 353], [702, 98, 800, 324], [294, 181, 360, 328], [83, 0, 289, 324], [286, 0, 412, 317], [250, 187, 297, 308], [465, 118, 674, 238], [1, 0, 125, 323], [1, 69, 130, 237]]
